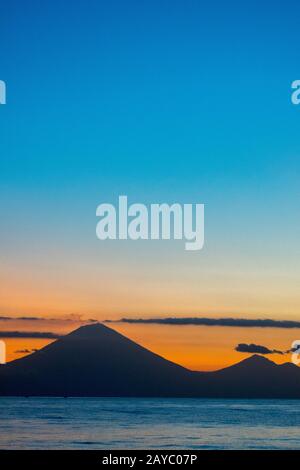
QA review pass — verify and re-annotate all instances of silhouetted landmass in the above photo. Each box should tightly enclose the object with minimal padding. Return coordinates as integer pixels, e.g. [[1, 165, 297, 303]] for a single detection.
[[0, 323, 299, 397]]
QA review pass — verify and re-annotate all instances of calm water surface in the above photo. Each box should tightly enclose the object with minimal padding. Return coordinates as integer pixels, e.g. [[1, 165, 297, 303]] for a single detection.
[[0, 397, 300, 449]]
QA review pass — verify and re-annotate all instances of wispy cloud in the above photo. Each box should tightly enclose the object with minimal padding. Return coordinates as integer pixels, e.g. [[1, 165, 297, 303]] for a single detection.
[[106, 317, 300, 329], [235, 343, 285, 355], [14, 348, 38, 354], [0, 331, 61, 339], [0, 314, 98, 323], [0, 316, 43, 321]]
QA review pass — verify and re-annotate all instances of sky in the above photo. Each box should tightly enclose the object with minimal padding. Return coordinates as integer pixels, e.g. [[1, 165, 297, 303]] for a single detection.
[[0, 0, 300, 369]]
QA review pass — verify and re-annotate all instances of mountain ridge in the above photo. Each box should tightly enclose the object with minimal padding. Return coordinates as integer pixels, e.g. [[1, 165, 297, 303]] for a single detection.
[[0, 323, 299, 398]]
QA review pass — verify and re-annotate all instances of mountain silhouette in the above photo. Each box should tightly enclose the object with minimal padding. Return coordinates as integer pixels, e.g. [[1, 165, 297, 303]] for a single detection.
[[0, 323, 300, 397]]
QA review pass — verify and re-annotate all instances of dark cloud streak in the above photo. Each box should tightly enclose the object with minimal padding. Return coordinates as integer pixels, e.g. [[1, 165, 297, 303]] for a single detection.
[[0, 331, 61, 339], [235, 343, 285, 355], [14, 348, 38, 354], [0, 315, 97, 323], [107, 317, 300, 329]]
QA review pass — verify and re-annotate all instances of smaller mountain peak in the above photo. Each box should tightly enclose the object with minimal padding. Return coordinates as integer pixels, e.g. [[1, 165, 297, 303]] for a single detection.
[[279, 361, 299, 370], [232, 354, 276, 370], [246, 354, 274, 364]]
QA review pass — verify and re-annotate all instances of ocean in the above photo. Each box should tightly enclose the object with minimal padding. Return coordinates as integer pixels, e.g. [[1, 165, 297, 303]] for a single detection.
[[0, 397, 300, 449]]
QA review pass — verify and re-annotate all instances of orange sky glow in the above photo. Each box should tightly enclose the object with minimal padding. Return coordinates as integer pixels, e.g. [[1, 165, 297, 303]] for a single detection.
[[2, 318, 298, 370]]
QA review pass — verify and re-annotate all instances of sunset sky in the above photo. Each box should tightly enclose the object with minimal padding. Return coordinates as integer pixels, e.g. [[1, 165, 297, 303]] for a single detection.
[[1, 0, 300, 370]]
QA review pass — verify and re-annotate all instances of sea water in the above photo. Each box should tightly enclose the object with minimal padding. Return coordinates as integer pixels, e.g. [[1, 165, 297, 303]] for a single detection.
[[0, 397, 300, 449]]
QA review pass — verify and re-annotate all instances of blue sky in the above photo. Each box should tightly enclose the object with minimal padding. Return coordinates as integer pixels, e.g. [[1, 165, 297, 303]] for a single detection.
[[1, 0, 300, 319]]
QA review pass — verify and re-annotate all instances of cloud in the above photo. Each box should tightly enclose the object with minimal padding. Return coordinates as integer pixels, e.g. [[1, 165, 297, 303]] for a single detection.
[[0, 315, 40, 321], [0, 315, 97, 323], [0, 331, 61, 339], [106, 317, 300, 329], [14, 348, 38, 354], [235, 343, 285, 355], [0, 316, 52, 321], [0, 316, 44, 321]]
